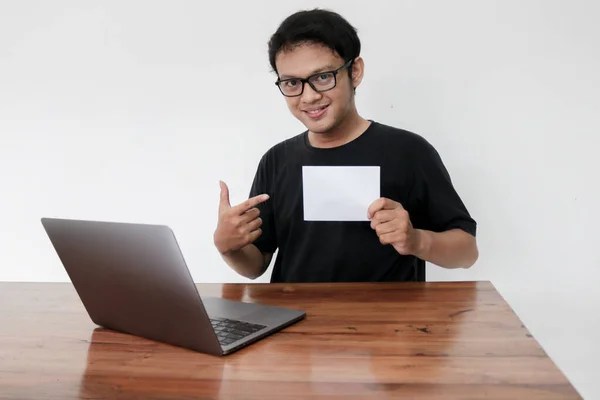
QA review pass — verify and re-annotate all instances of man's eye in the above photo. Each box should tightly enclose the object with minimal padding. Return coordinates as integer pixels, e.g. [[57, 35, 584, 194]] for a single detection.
[[313, 74, 333, 84]]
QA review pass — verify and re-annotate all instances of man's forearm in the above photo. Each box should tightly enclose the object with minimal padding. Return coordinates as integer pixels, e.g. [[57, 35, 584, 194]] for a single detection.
[[414, 229, 478, 269], [221, 244, 268, 280]]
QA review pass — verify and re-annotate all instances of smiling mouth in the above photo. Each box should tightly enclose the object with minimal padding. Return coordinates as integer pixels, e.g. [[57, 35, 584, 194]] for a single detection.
[[303, 105, 329, 118]]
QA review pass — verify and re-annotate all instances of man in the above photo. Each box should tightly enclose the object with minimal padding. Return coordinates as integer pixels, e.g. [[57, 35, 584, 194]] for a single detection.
[[213, 8, 478, 283]]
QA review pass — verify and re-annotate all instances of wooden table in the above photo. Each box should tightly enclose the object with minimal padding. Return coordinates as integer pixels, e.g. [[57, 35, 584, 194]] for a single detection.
[[0, 281, 580, 399]]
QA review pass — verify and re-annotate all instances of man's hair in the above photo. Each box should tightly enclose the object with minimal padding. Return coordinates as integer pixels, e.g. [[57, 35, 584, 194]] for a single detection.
[[268, 8, 361, 75]]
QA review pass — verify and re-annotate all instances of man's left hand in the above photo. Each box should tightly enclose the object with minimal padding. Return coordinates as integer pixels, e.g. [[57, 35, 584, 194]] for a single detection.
[[367, 197, 423, 256]]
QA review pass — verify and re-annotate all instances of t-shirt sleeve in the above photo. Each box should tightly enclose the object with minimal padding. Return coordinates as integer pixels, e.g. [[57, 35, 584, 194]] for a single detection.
[[409, 137, 477, 237], [248, 152, 278, 253]]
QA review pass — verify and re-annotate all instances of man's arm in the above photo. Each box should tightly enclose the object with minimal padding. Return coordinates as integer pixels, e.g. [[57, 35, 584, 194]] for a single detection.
[[221, 245, 273, 280], [213, 180, 275, 280], [368, 198, 478, 269], [414, 228, 478, 269], [224, 148, 278, 280]]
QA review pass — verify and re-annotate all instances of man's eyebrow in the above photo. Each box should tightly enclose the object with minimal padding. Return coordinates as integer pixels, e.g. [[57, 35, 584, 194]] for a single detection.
[[279, 65, 337, 80]]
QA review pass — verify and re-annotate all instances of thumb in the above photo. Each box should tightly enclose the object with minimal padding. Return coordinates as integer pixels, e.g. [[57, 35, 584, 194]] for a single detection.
[[219, 180, 231, 211]]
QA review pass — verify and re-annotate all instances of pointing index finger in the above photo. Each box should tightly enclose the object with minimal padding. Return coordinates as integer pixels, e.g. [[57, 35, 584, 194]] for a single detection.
[[233, 194, 270, 214]]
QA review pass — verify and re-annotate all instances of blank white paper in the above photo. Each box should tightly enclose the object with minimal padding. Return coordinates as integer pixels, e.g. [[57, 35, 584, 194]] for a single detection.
[[302, 166, 380, 221]]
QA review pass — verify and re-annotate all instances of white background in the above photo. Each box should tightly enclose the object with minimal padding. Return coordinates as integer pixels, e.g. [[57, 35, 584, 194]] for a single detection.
[[1, 1, 598, 397]]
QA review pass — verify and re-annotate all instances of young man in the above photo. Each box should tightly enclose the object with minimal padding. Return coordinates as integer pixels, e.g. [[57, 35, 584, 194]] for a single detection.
[[213, 9, 478, 283]]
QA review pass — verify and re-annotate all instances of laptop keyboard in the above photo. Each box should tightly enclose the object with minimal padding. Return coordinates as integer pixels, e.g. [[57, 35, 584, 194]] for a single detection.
[[210, 317, 266, 346]]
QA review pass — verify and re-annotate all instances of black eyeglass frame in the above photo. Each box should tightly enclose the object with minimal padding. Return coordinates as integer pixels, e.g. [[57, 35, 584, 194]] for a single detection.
[[274, 58, 354, 97]]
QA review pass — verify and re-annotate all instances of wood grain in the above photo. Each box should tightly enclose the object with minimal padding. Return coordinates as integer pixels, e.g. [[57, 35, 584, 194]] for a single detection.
[[0, 281, 581, 399]]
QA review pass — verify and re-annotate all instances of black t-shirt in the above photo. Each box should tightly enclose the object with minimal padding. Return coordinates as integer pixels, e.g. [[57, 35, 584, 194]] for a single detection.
[[248, 121, 476, 283]]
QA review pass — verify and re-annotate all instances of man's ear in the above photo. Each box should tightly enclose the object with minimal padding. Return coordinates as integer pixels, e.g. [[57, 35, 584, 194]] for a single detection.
[[351, 56, 365, 89]]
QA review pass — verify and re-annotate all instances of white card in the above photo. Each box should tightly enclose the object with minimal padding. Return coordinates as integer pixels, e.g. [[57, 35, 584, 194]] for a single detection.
[[302, 166, 380, 221]]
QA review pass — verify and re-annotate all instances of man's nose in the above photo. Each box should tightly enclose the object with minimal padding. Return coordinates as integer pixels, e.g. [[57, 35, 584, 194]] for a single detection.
[[300, 82, 323, 103]]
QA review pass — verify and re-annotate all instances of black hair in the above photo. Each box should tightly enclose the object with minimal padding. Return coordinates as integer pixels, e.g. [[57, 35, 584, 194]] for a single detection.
[[268, 8, 361, 75]]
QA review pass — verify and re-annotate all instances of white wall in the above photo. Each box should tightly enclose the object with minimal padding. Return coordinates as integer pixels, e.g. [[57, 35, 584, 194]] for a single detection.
[[1, 0, 598, 397]]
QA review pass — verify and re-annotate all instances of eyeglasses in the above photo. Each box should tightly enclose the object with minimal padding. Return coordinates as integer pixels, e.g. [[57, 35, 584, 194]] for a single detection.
[[275, 59, 353, 97]]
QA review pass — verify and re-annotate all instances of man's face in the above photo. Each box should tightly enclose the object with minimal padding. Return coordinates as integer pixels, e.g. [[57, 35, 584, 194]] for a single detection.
[[274, 43, 359, 134]]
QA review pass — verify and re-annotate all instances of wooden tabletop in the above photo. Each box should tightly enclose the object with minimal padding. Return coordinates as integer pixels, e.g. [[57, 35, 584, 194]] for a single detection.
[[0, 281, 580, 399]]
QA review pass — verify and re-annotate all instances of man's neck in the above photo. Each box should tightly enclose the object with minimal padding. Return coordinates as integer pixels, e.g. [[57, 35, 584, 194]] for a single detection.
[[307, 112, 371, 149]]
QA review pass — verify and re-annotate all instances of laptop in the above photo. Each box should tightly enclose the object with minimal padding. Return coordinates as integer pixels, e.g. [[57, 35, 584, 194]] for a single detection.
[[40, 217, 306, 356]]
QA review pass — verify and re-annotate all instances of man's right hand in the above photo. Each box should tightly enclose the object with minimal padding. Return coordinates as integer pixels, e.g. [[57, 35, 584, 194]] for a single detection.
[[213, 180, 269, 255]]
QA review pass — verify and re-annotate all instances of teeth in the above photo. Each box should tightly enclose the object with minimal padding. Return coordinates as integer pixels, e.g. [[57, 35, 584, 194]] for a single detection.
[[308, 107, 325, 114]]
